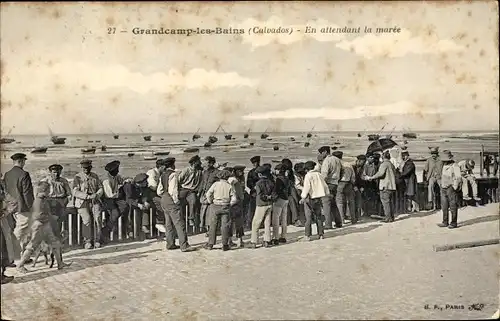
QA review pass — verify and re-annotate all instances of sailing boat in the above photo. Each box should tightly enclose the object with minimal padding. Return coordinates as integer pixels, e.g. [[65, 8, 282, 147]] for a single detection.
[[260, 127, 269, 139], [382, 126, 396, 139], [220, 125, 232, 140], [207, 124, 220, 144], [138, 126, 152, 141], [111, 130, 119, 139], [192, 128, 201, 141], [48, 127, 66, 145], [367, 123, 388, 141], [243, 126, 251, 139], [402, 128, 418, 139], [0, 126, 16, 144], [306, 125, 315, 138]]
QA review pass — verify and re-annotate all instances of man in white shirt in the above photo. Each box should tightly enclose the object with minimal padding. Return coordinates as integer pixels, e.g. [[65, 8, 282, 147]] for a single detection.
[[318, 146, 343, 229], [146, 159, 167, 234], [299, 161, 330, 241]]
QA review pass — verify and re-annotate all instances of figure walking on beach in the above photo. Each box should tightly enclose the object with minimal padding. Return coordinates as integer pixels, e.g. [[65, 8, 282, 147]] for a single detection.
[[72, 159, 104, 249], [158, 157, 194, 252], [3, 153, 34, 262], [249, 166, 276, 248], [300, 161, 328, 241], [146, 159, 168, 235], [1, 173, 17, 284], [438, 150, 462, 229], [318, 146, 343, 229], [423, 147, 442, 210], [177, 155, 203, 234], [246, 156, 261, 229]]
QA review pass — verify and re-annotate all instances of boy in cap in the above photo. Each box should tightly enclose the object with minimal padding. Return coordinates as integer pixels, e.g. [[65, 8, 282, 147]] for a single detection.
[[123, 173, 155, 239], [17, 181, 71, 273], [158, 157, 194, 252], [228, 165, 247, 247], [318, 146, 343, 229], [3, 153, 34, 259], [457, 159, 481, 202], [177, 155, 203, 234], [271, 163, 291, 244], [102, 160, 130, 240], [299, 161, 329, 241], [423, 147, 443, 209], [204, 170, 238, 251], [198, 156, 219, 234], [246, 156, 261, 229], [438, 150, 462, 228], [146, 159, 168, 235], [249, 166, 276, 248], [72, 159, 104, 249]]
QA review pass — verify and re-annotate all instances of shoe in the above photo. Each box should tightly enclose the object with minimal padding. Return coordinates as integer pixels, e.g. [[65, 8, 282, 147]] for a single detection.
[[228, 240, 237, 247], [318, 235, 325, 240], [463, 196, 472, 201], [278, 238, 287, 244], [437, 223, 449, 228], [23, 258, 33, 265], [181, 246, 195, 252], [1, 275, 14, 284], [335, 224, 343, 228], [239, 240, 245, 248], [6, 263, 16, 268], [57, 262, 72, 270], [142, 226, 151, 234], [155, 224, 166, 233], [247, 242, 257, 249], [222, 245, 230, 251], [324, 226, 333, 230], [84, 243, 93, 250], [166, 245, 180, 250], [271, 239, 279, 246], [263, 241, 272, 248], [16, 266, 29, 274], [473, 197, 481, 202], [301, 236, 312, 242], [203, 243, 214, 250], [448, 224, 458, 229], [94, 242, 101, 249], [294, 220, 304, 227]]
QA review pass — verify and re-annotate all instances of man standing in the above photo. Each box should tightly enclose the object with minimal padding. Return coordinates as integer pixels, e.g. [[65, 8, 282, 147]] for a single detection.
[[399, 151, 419, 212], [363, 153, 379, 216], [246, 156, 261, 229], [198, 156, 219, 234], [122, 173, 155, 239], [353, 155, 367, 218], [365, 151, 398, 223], [318, 146, 343, 229], [40, 164, 72, 245], [457, 159, 481, 202], [177, 155, 203, 234], [146, 159, 167, 234], [102, 160, 129, 240], [438, 150, 462, 229], [334, 151, 357, 224], [249, 166, 276, 248], [292, 162, 306, 227], [423, 147, 442, 210], [72, 159, 104, 249], [272, 164, 291, 245], [229, 165, 247, 248], [3, 153, 34, 260], [158, 157, 194, 252]]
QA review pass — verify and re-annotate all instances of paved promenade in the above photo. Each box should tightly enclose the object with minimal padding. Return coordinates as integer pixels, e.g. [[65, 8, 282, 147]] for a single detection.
[[1, 204, 499, 320]]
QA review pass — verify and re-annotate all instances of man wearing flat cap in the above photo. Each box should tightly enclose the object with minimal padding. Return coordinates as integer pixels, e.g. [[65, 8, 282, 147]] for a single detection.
[[3, 153, 34, 259], [423, 147, 443, 210], [352, 155, 367, 219], [438, 150, 462, 229], [227, 165, 247, 247], [40, 164, 72, 242], [245, 156, 261, 229], [72, 159, 104, 249], [335, 152, 357, 224], [177, 155, 203, 234], [317, 146, 343, 229], [198, 156, 219, 234], [146, 159, 168, 235], [122, 173, 156, 239], [249, 165, 276, 248], [272, 163, 292, 244], [102, 160, 129, 240]]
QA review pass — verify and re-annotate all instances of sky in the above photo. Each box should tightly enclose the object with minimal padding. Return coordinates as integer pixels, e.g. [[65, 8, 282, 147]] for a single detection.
[[1, 1, 498, 136]]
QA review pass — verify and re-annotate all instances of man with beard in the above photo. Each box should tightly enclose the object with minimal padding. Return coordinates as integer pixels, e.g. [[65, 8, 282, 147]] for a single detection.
[[246, 156, 261, 229], [198, 156, 219, 235], [177, 155, 203, 235], [102, 160, 129, 240], [318, 146, 343, 229]]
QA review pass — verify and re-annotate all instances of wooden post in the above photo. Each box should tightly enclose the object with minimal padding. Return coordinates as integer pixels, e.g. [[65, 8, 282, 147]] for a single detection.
[[150, 208, 154, 238], [118, 215, 122, 240], [480, 145, 484, 176], [133, 209, 138, 239], [68, 213, 73, 246], [77, 215, 81, 245]]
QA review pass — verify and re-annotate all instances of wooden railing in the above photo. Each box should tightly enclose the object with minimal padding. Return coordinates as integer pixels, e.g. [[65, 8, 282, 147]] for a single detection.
[[59, 177, 499, 248]]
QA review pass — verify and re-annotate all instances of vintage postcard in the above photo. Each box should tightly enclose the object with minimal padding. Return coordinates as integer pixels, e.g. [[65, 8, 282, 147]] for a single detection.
[[0, 1, 499, 320]]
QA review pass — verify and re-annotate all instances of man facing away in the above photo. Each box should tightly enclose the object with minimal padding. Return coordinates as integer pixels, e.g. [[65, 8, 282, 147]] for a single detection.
[[249, 166, 276, 249], [198, 156, 219, 234], [72, 159, 104, 249], [146, 159, 167, 234], [334, 151, 357, 224], [204, 170, 238, 251], [17, 181, 71, 273], [246, 156, 261, 229], [157, 157, 194, 252], [457, 159, 481, 203], [177, 155, 203, 234], [299, 161, 329, 241], [365, 151, 397, 223], [3, 153, 34, 261], [423, 147, 443, 210], [228, 165, 247, 248], [123, 173, 154, 239], [318, 146, 343, 229], [272, 163, 291, 245], [102, 160, 129, 240], [438, 150, 462, 229]]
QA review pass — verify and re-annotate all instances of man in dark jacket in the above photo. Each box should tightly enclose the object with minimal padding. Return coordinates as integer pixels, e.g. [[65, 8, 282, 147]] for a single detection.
[[272, 164, 291, 245], [3, 153, 34, 259], [122, 173, 155, 239], [353, 155, 367, 218], [363, 153, 380, 216], [399, 151, 419, 212], [249, 166, 276, 248], [198, 156, 219, 234], [245, 156, 261, 229]]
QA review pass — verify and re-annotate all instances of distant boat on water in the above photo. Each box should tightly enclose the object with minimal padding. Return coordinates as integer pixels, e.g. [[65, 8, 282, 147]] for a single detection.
[[184, 147, 199, 153], [367, 134, 380, 141], [81, 147, 96, 154], [31, 147, 48, 154], [144, 155, 157, 160], [261, 127, 270, 139], [243, 126, 251, 139], [1, 127, 16, 144], [192, 128, 201, 141], [306, 125, 315, 138], [48, 127, 66, 145], [402, 132, 418, 139], [204, 142, 212, 148], [357, 133, 362, 137], [137, 125, 152, 141], [111, 130, 119, 139], [127, 152, 135, 157], [153, 151, 170, 156], [101, 146, 107, 152]]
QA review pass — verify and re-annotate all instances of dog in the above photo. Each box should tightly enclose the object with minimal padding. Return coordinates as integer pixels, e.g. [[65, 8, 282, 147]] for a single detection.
[[32, 231, 69, 268]]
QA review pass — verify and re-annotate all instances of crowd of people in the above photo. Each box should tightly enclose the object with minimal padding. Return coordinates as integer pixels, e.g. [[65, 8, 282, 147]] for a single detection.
[[0, 145, 493, 284]]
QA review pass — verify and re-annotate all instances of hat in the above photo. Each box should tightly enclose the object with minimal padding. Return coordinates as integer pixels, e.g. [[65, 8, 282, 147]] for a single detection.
[[105, 160, 120, 172], [275, 163, 285, 171], [332, 151, 343, 159], [318, 146, 330, 154], [10, 153, 27, 161], [429, 147, 439, 154], [217, 170, 232, 180], [48, 164, 63, 171], [356, 155, 366, 161], [133, 173, 149, 184], [204, 156, 216, 164], [466, 159, 475, 168], [156, 159, 165, 167], [188, 155, 200, 165], [373, 153, 381, 159], [80, 159, 92, 167], [366, 153, 375, 158], [401, 150, 409, 156], [294, 162, 305, 172], [442, 150, 454, 160], [250, 156, 261, 163], [304, 161, 316, 170], [164, 157, 176, 167], [256, 166, 270, 175], [281, 158, 293, 170], [262, 163, 272, 170], [233, 165, 246, 171]]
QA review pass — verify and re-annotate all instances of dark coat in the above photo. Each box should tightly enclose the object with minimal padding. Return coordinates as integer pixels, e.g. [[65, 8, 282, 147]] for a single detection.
[[400, 159, 417, 196], [3, 166, 34, 212]]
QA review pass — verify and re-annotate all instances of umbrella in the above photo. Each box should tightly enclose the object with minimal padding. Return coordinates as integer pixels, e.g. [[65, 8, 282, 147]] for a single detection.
[[366, 138, 398, 154]]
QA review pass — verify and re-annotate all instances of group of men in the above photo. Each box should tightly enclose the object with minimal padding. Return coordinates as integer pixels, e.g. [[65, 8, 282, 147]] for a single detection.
[[0, 144, 491, 283]]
